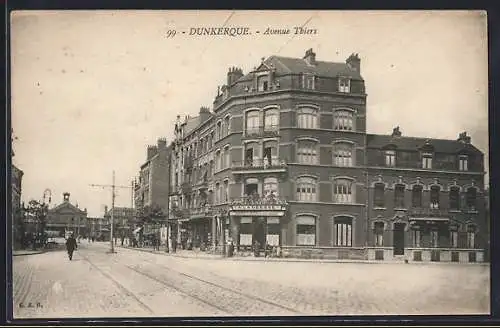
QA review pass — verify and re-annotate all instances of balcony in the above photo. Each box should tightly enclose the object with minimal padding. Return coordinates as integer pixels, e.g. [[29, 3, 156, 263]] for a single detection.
[[232, 158, 287, 174], [243, 125, 280, 139], [189, 206, 212, 219], [409, 207, 450, 219], [229, 194, 288, 217]]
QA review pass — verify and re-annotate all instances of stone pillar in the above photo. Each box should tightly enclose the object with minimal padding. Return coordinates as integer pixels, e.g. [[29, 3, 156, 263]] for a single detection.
[[212, 216, 217, 249]]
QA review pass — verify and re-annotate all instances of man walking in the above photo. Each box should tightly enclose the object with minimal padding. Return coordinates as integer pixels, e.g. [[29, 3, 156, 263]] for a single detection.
[[66, 233, 78, 261]]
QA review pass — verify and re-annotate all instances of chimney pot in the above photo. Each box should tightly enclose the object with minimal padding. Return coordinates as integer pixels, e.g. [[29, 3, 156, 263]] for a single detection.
[[303, 48, 317, 65]]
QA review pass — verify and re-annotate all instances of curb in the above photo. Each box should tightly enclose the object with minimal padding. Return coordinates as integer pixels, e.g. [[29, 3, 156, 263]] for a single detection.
[[118, 246, 489, 265], [13, 251, 45, 257]]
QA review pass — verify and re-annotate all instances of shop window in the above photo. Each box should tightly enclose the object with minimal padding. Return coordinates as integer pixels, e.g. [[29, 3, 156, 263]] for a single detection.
[[374, 222, 384, 247], [296, 216, 316, 246], [334, 216, 353, 247], [239, 217, 253, 246]]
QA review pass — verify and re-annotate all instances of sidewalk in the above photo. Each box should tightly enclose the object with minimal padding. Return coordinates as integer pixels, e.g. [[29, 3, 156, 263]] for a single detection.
[[120, 245, 483, 265]]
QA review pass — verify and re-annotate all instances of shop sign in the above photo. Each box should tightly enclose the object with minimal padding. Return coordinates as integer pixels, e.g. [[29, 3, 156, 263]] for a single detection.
[[231, 205, 285, 211], [230, 211, 284, 217]]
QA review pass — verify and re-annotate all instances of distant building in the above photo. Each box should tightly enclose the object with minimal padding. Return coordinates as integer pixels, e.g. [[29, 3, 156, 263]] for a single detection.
[[167, 48, 487, 263], [134, 138, 171, 234], [105, 206, 134, 239], [46, 192, 88, 237], [87, 215, 110, 241]]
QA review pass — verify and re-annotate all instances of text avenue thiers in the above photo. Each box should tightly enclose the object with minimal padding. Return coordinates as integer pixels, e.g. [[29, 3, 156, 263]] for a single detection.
[[188, 26, 317, 36]]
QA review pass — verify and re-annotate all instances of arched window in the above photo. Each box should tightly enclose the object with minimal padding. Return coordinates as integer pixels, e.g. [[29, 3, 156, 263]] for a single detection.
[[394, 184, 405, 208], [297, 107, 318, 129], [333, 143, 353, 167], [223, 146, 230, 169], [333, 179, 353, 204], [466, 187, 477, 211], [296, 215, 316, 246], [374, 221, 384, 246], [264, 108, 279, 131], [334, 216, 353, 247], [374, 183, 385, 208], [264, 177, 279, 197], [334, 110, 354, 131], [215, 150, 221, 171], [297, 140, 318, 164], [449, 187, 460, 211], [467, 224, 477, 248], [430, 185, 440, 209], [296, 177, 317, 202], [224, 116, 231, 136], [216, 121, 222, 140], [245, 110, 260, 135]]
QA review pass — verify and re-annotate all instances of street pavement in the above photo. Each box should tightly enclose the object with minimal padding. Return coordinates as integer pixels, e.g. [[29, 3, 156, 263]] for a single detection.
[[12, 241, 490, 319]]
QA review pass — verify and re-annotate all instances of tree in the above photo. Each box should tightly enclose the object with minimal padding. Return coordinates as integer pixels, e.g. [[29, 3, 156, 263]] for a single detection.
[[24, 199, 49, 249]]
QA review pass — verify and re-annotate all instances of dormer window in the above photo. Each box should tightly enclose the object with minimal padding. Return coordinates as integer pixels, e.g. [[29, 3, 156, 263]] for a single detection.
[[257, 74, 269, 91], [302, 73, 315, 90], [385, 150, 396, 167], [459, 155, 468, 171], [338, 77, 350, 93], [422, 152, 433, 169]]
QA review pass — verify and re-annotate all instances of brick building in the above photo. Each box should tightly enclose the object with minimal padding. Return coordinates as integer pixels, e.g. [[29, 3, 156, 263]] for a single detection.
[[134, 138, 171, 235], [168, 49, 487, 262]]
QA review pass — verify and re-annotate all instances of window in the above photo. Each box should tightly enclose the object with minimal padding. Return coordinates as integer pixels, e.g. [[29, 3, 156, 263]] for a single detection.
[[245, 110, 260, 135], [215, 183, 220, 204], [412, 185, 423, 207], [224, 116, 231, 136], [450, 228, 458, 248], [467, 225, 476, 248], [257, 75, 269, 91], [215, 151, 221, 171], [333, 110, 354, 131], [334, 216, 353, 247], [374, 222, 384, 247], [374, 183, 385, 207], [430, 186, 440, 209], [216, 122, 222, 140], [223, 180, 229, 202], [412, 228, 421, 247], [302, 73, 315, 90], [394, 184, 405, 208], [240, 217, 253, 246], [264, 108, 279, 131], [449, 187, 460, 211], [296, 216, 316, 246], [297, 107, 318, 129], [333, 143, 353, 167], [338, 77, 350, 93], [296, 177, 317, 202], [459, 156, 468, 171], [385, 150, 396, 167], [466, 188, 477, 211], [264, 177, 279, 197], [297, 141, 318, 164], [263, 141, 278, 166], [430, 229, 439, 247], [333, 179, 353, 204], [224, 147, 230, 169], [422, 152, 433, 169]]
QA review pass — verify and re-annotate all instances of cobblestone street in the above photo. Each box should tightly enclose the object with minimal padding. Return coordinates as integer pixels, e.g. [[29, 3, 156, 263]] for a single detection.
[[12, 241, 490, 319]]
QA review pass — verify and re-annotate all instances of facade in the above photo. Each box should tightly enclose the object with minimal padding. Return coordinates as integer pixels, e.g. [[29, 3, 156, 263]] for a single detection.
[[87, 216, 110, 241], [46, 192, 88, 237], [105, 206, 134, 240], [168, 49, 487, 262], [134, 138, 171, 235], [12, 164, 24, 248]]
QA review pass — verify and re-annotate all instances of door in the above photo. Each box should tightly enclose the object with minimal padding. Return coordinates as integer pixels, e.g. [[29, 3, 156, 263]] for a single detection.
[[393, 223, 406, 256], [253, 218, 266, 250]]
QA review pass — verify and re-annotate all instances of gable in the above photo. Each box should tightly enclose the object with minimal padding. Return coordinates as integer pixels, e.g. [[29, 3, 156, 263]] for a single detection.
[[49, 202, 85, 215]]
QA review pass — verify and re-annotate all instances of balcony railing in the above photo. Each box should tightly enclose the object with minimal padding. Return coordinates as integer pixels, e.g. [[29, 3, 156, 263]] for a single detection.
[[232, 158, 287, 171], [409, 207, 449, 218], [243, 125, 280, 138]]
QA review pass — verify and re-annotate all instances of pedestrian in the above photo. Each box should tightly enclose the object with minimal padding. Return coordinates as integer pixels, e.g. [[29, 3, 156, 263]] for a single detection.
[[65, 233, 78, 261]]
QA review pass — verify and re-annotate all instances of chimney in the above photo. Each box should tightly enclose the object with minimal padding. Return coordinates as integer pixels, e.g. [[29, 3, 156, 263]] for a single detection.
[[63, 192, 70, 202], [391, 126, 402, 137], [303, 48, 316, 66], [227, 67, 244, 86], [346, 53, 361, 73], [457, 131, 471, 144], [147, 145, 158, 160], [199, 106, 211, 123]]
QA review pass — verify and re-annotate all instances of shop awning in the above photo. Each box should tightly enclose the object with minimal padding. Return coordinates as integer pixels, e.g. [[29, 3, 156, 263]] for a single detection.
[[133, 227, 143, 234]]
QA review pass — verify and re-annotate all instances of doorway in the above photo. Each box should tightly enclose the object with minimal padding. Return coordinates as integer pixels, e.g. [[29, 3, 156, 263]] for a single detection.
[[253, 218, 266, 249], [393, 223, 406, 256]]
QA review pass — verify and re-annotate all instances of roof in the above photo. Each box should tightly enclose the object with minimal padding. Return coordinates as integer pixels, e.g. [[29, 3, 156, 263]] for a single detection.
[[107, 207, 135, 216], [49, 201, 86, 215], [183, 115, 200, 136], [366, 134, 482, 154], [236, 55, 363, 82]]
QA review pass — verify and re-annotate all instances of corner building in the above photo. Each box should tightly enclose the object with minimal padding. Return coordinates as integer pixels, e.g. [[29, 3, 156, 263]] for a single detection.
[[168, 49, 486, 263]]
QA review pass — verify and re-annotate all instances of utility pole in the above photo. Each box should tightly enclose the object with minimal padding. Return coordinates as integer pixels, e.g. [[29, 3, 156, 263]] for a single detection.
[[89, 171, 133, 254]]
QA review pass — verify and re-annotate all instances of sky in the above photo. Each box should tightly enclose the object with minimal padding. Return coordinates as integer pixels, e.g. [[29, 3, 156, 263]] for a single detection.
[[10, 10, 488, 217]]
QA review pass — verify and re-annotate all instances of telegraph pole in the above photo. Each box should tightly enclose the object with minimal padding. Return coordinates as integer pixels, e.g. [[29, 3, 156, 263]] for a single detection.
[[89, 171, 133, 254]]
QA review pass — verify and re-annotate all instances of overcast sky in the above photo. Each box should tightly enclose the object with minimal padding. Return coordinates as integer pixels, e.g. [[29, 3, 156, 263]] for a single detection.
[[11, 10, 488, 217]]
